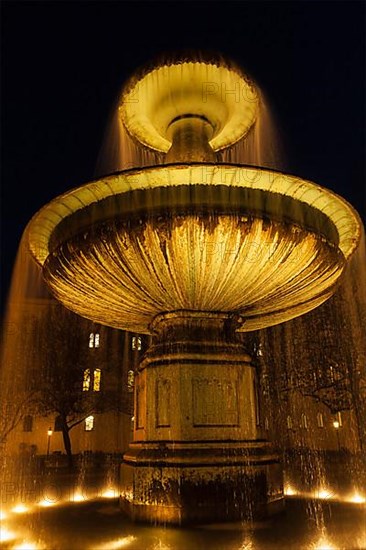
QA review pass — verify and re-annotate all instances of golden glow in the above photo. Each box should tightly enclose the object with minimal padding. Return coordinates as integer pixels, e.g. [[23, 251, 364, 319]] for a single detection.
[[333, 420, 340, 429], [0, 510, 7, 520], [284, 484, 297, 496], [239, 539, 255, 550], [71, 491, 85, 502], [12, 504, 29, 514], [39, 499, 56, 508], [93, 536, 137, 550], [13, 542, 39, 550], [119, 61, 259, 153], [346, 492, 366, 504], [314, 488, 335, 500], [0, 526, 16, 542], [152, 541, 171, 550], [311, 537, 338, 550], [101, 488, 117, 499], [47, 428, 53, 437]]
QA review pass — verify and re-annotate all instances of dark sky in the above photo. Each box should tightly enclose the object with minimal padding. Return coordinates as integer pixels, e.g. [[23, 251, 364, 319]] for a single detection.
[[1, 1, 365, 308]]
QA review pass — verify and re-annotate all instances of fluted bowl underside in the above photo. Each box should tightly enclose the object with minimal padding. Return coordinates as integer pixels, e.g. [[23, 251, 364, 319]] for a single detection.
[[28, 163, 361, 332], [44, 213, 344, 333]]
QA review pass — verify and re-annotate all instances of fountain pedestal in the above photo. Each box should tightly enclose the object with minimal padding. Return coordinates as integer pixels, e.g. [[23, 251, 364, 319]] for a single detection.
[[120, 312, 284, 524]]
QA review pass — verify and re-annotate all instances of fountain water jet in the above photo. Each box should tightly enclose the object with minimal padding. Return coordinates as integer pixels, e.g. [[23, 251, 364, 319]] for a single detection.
[[26, 54, 361, 524]]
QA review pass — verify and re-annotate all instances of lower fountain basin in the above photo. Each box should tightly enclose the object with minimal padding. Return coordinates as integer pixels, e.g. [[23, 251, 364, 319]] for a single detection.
[[27, 164, 360, 332], [43, 207, 344, 332]]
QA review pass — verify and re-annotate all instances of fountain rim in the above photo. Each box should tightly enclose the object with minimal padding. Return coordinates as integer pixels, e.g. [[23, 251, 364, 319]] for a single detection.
[[27, 162, 362, 267]]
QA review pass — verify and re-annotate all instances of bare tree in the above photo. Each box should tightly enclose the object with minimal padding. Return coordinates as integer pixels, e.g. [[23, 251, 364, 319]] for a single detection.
[[34, 302, 124, 469]]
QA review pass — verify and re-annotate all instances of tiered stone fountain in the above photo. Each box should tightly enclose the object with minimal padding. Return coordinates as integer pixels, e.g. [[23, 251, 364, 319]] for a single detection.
[[28, 56, 361, 524]]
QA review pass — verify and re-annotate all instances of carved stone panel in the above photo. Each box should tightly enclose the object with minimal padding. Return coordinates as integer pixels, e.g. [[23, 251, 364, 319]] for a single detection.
[[192, 377, 239, 426], [156, 378, 171, 428], [136, 382, 146, 430]]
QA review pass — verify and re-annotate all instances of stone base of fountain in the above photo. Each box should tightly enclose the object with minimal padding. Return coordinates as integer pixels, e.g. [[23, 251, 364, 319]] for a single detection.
[[120, 440, 283, 524], [120, 311, 284, 524]]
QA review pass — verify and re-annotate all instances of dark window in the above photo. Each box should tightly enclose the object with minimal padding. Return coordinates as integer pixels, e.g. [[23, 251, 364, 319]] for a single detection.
[[23, 415, 33, 432], [54, 415, 63, 432]]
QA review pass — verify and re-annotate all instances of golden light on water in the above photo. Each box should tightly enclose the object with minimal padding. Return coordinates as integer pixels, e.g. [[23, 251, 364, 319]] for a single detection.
[[152, 541, 172, 550], [283, 485, 347, 501], [284, 484, 297, 496], [101, 488, 118, 499], [12, 504, 29, 514], [39, 499, 56, 508], [239, 539, 255, 550], [0, 526, 16, 542], [346, 492, 366, 504], [70, 492, 86, 502], [310, 535, 338, 550], [314, 488, 336, 500], [0, 510, 7, 520], [93, 536, 137, 549], [13, 542, 39, 550]]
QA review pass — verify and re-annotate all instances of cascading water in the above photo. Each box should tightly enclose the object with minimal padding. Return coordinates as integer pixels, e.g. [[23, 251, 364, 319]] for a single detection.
[[1, 52, 365, 549]]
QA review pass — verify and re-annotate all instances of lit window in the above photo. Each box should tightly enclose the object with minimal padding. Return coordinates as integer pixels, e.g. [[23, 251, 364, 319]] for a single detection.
[[300, 413, 308, 429], [329, 365, 335, 382], [83, 369, 91, 391], [337, 411, 342, 427], [23, 415, 33, 432], [317, 413, 324, 428], [85, 416, 94, 431], [127, 370, 134, 393], [93, 369, 101, 392], [286, 415, 293, 429], [89, 332, 100, 348], [253, 343, 263, 357], [132, 336, 142, 351]]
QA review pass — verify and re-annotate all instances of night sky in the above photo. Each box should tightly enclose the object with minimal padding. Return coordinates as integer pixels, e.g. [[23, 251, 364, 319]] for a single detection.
[[1, 1, 365, 309]]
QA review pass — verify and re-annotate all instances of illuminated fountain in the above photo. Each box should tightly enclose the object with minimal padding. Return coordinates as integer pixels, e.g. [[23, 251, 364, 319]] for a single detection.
[[27, 56, 361, 524]]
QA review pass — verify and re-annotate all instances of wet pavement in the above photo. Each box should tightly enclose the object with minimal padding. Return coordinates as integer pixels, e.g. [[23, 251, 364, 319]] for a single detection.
[[1, 497, 365, 550]]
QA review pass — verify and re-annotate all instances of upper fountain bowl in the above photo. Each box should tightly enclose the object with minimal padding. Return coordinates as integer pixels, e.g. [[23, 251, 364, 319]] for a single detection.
[[119, 58, 259, 154]]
